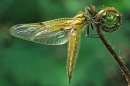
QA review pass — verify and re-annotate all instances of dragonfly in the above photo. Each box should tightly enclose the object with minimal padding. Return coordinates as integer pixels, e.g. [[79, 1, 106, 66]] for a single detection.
[[9, 5, 98, 83]]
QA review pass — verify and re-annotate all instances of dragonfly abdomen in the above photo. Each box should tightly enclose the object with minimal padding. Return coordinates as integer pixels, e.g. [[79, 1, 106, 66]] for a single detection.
[[67, 30, 80, 83]]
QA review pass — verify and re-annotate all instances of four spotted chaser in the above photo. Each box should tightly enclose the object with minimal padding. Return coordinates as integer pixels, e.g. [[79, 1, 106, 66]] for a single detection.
[[9, 5, 98, 83]]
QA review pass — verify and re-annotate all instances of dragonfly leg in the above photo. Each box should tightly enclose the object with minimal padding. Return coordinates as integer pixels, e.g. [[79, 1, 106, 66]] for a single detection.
[[85, 26, 104, 38], [91, 23, 94, 30], [92, 18, 102, 24]]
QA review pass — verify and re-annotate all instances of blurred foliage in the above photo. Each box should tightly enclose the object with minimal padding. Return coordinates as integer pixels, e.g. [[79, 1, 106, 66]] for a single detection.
[[0, 0, 130, 86]]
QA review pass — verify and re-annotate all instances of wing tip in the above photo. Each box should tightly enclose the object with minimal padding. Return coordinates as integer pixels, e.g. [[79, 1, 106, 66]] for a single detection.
[[9, 24, 19, 33]]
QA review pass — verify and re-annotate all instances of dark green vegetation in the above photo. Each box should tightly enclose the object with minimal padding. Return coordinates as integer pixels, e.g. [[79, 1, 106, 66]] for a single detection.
[[0, 0, 130, 86]]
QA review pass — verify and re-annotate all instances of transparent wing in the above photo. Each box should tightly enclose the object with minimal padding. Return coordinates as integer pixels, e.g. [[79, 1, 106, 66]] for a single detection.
[[9, 18, 73, 45]]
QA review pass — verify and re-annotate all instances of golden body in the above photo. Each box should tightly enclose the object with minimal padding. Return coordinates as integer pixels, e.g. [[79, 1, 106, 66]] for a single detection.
[[9, 5, 96, 83]]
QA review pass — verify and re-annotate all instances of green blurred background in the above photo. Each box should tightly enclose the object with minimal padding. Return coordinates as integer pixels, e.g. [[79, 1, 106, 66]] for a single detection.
[[0, 0, 130, 86]]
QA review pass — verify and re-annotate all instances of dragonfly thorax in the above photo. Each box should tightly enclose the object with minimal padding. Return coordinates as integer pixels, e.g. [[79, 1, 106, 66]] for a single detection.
[[72, 12, 87, 30]]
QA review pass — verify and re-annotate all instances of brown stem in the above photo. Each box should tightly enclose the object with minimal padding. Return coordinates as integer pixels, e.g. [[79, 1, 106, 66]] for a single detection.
[[95, 25, 130, 85]]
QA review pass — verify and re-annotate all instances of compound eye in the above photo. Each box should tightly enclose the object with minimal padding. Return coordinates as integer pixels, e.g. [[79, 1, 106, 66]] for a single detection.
[[86, 5, 97, 17]]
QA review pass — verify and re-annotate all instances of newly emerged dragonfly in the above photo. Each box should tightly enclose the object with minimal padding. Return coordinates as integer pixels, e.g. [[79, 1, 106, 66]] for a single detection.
[[9, 5, 98, 83]]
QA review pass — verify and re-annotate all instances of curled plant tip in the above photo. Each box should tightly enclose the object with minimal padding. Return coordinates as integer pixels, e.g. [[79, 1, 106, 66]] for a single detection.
[[96, 7, 122, 32], [95, 7, 130, 86]]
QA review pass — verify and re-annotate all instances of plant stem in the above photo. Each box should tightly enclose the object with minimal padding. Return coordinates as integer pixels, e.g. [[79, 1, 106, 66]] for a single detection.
[[95, 25, 130, 86]]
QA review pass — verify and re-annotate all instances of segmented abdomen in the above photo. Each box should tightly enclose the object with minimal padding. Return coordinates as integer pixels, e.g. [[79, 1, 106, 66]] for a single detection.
[[67, 30, 80, 82]]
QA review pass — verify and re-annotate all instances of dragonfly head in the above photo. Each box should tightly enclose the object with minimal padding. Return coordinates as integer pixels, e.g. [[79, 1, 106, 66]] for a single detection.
[[85, 5, 97, 18]]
